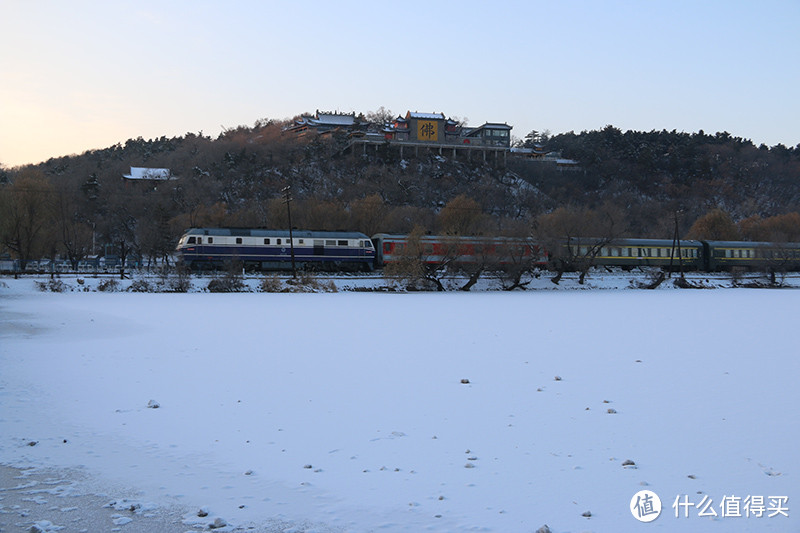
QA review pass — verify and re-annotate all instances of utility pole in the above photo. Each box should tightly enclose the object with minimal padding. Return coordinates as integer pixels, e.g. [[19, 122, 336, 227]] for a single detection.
[[669, 210, 684, 280], [119, 240, 127, 280], [282, 186, 297, 278]]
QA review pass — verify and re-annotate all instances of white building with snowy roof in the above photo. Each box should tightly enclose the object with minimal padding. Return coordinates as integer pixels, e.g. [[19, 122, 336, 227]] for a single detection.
[[122, 167, 175, 181]]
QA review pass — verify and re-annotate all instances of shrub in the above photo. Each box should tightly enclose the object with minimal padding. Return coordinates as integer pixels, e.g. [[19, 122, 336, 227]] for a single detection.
[[285, 273, 338, 293], [167, 276, 192, 293], [35, 279, 71, 292], [166, 266, 192, 293], [259, 275, 284, 292], [97, 278, 119, 292], [128, 279, 154, 292], [207, 272, 247, 292]]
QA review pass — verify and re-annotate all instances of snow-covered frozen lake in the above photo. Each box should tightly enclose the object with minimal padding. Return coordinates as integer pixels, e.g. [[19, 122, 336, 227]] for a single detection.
[[1, 277, 797, 532]]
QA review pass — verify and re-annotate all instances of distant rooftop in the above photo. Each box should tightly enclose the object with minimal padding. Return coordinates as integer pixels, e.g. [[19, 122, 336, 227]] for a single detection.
[[407, 111, 446, 120], [308, 112, 357, 126]]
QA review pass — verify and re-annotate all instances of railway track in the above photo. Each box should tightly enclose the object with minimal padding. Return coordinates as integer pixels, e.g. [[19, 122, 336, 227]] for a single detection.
[[5, 270, 800, 283]]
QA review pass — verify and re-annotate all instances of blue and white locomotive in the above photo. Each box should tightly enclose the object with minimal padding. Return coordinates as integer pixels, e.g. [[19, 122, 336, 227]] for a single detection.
[[176, 228, 375, 271]]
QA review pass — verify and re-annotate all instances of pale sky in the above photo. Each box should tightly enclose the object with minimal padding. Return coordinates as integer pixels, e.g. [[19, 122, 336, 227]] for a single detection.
[[1, 0, 798, 168]]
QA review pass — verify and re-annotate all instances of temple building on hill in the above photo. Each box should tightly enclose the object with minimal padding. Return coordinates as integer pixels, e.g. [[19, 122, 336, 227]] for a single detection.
[[374, 110, 512, 163], [382, 111, 511, 148], [386, 112, 453, 143], [284, 110, 367, 136], [284, 107, 514, 164]]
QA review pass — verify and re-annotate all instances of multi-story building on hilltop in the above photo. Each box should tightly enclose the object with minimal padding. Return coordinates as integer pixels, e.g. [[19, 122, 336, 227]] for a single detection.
[[285, 108, 513, 164], [383, 111, 511, 148]]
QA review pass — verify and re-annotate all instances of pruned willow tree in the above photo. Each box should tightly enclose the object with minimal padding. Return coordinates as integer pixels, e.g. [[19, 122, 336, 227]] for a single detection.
[[535, 204, 622, 285]]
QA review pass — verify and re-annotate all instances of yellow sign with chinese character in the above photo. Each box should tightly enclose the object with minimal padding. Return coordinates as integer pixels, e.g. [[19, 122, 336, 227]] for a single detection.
[[417, 120, 438, 141]]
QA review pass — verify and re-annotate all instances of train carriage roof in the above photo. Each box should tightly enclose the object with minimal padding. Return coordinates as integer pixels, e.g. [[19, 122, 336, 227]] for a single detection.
[[371, 235, 708, 247], [185, 228, 369, 239], [703, 240, 800, 248], [370, 234, 539, 244], [534, 237, 704, 248], [598, 238, 704, 247]]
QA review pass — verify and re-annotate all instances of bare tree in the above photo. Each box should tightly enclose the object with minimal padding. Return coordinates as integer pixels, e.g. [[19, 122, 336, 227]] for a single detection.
[[0, 171, 56, 271], [365, 107, 394, 126], [756, 243, 797, 287], [384, 229, 516, 291], [53, 181, 93, 270], [495, 234, 545, 290], [686, 208, 740, 240], [138, 202, 176, 269], [383, 227, 484, 291], [535, 205, 621, 284], [349, 193, 388, 237], [438, 194, 488, 236], [383, 226, 438, 290]]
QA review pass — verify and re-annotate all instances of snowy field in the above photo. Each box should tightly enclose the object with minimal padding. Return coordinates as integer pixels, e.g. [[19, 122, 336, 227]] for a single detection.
[[1, 276, 798, 532]]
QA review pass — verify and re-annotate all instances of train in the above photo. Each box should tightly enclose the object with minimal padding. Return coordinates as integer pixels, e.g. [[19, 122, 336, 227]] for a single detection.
[[568, 238, 800, 271], [175, 228, 376, 271], [371, 233, 545, 268], [370, 235, 800, 271], [175, 228, 800, 273]]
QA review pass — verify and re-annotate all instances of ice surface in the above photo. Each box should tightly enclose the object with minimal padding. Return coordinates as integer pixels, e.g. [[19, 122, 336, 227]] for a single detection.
[[1, 277, 797, 531]]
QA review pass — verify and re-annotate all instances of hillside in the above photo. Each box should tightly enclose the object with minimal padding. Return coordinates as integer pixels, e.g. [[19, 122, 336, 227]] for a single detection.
[[1, 120, 799, 266]]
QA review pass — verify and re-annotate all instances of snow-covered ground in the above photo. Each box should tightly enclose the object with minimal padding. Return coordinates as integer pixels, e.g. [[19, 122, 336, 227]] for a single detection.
[[1, 275, 797, 532]]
